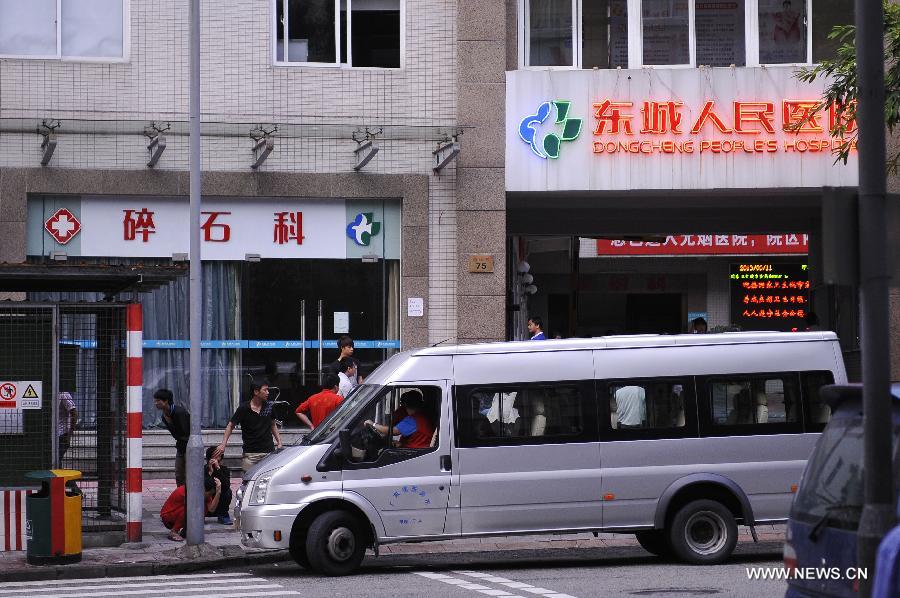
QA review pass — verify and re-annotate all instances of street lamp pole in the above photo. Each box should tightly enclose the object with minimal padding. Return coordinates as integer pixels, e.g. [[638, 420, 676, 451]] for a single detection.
[[854, 0, 893, 593], [185, 0, 205, 546]]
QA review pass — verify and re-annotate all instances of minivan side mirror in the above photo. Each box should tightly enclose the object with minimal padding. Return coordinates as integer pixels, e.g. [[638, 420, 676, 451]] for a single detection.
[[338, 428, 352, 460]]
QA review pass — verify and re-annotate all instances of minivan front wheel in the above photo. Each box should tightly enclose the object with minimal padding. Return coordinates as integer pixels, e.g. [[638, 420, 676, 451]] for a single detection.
[[669, 499, 737, 564], [305, 511, 366, 576]]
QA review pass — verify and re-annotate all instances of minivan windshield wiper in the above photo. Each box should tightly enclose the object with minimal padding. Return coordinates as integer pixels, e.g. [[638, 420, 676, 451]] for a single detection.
[[808, 504, 863, 541]]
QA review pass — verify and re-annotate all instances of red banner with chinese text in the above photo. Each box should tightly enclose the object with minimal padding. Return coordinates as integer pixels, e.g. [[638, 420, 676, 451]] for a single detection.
[[595, 234, 808, 256]]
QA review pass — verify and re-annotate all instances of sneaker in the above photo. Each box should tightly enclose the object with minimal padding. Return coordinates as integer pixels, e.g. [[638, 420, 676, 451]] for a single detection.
[[218, 514, 233, 525]]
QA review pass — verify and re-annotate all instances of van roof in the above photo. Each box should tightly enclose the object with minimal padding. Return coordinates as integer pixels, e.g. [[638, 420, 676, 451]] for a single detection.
[[411, 331, 839, 357]]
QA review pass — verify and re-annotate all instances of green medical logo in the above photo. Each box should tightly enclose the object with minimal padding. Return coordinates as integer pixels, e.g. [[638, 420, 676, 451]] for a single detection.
[[518, 100, 583, 159]]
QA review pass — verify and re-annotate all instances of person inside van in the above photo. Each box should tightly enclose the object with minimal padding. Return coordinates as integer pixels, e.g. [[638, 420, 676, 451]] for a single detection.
[[615, 385, 647, 429], [365, 389, 435, 449], [726, 387, 755, 425]]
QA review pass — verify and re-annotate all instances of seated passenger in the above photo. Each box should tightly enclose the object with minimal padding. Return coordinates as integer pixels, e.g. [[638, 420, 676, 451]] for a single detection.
[[365, 389, 435, 449], [725, 388, 754, 425], [615, 386, 646, 429]]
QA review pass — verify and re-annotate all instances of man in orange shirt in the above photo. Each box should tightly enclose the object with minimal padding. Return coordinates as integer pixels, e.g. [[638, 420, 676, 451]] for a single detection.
[[295, 374, 343, 430]]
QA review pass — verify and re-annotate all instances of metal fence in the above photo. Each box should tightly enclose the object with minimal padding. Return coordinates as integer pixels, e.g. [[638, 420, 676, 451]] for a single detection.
[[0, 303, 127, 533]]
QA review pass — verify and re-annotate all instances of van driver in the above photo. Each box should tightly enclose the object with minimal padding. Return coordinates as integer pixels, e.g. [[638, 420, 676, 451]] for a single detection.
[[364, 389, 434, 449]]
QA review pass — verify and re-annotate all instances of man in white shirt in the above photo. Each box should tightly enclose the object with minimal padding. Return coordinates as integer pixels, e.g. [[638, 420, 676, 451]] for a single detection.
[[337, 357, 358, 398], [615, 385, 646, 429]]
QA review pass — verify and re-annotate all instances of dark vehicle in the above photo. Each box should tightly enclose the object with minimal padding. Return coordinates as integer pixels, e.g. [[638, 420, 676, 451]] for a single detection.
[[784, 383, 900, 597]]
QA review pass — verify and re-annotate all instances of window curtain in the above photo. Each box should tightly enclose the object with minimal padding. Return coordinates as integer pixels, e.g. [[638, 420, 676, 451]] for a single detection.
[[142, 261, 240, 427]]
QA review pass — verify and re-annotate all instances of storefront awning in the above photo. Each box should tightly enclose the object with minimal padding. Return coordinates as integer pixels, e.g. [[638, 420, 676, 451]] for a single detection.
[[0, 262, 187, 294]]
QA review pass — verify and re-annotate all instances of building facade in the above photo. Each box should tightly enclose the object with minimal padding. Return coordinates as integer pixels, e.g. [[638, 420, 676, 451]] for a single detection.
[[0, 0, 898, 434]]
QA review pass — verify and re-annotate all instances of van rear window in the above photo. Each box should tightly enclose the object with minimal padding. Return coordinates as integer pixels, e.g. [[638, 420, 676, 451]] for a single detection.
[[793, 414, 900, 530]]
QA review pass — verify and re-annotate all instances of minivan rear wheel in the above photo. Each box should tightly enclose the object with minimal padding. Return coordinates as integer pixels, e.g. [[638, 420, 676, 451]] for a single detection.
[[635, 530, 671, 557], [669, 499, 737, 564], [305, 511, 366, 576]]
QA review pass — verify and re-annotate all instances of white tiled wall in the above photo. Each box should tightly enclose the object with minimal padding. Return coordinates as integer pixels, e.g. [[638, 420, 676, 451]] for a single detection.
[[0, 0, 460, 346]]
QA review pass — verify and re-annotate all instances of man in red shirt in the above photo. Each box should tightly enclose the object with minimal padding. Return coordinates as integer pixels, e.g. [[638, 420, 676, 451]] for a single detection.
[[295, 374, 344, 430], [365, 389, 435, 449], [160, 476, 221, 541]]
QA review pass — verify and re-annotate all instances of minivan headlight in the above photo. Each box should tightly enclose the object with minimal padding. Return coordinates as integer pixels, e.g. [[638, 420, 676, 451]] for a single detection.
[[252, 474, 273, 505]]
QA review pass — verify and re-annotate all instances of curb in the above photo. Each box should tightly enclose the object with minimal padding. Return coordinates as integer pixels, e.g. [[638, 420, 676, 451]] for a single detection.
[[0, 549, 292, 583]]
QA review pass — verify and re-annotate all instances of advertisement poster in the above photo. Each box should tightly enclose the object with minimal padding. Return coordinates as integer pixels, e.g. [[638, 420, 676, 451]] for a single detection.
[[695, 0, 746, 66], [642, 0, 690, 64], [758, 0, 807, 63]]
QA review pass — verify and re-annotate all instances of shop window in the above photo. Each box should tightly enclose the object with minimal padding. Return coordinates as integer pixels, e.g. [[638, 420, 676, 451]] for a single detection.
[[528, 0, 575, 67], [811, 0, 853, 63], [520, 0, 847, 68], [695, 0, 746, 67], [642, 0, 690, 65], [275, 0, 401, 68], [757, 0, 807, 64], [0, 0, 126, 59], [583, 0, 629, 68]]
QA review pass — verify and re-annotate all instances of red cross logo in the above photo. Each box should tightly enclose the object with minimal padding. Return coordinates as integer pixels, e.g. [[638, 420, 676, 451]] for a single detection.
[[44, 208, 82, 245]]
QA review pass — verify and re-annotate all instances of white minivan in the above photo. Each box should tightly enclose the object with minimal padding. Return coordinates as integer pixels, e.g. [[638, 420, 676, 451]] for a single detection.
[[237, 331, 846, 575]]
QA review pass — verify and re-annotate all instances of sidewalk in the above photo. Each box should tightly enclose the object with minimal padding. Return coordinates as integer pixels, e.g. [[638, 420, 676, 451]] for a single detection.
[[0, 478, 786, 582]]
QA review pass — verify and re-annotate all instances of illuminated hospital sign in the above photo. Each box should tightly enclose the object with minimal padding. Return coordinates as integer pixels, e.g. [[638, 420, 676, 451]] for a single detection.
[[506, 67, 859, 191]]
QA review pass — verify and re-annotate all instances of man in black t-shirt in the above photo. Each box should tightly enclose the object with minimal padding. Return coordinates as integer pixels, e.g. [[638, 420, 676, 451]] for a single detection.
[[323, 335, 360, 380], [214, 381, 282, 473], [153, 388, 190, 487]]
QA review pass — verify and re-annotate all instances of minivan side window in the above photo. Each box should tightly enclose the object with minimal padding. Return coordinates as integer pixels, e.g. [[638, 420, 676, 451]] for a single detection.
[[801, 370, 835, 429], [454, 383, 592, 448], [705, 374, 801, 432], [607, 380, 687, 430], [599, 377, 698, 439], [343, 385, 441, 468]]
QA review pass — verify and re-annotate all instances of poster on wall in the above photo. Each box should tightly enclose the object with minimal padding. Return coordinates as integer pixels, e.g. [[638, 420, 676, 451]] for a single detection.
[[641, 0, 690, 64], [695, 0, 746, 66], [757, 0, 807, 64], [730, 263, 810, 331]]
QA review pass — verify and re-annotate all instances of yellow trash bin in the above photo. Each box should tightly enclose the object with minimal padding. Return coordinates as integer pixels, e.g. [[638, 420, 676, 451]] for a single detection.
[[25, 469, 82, 565]]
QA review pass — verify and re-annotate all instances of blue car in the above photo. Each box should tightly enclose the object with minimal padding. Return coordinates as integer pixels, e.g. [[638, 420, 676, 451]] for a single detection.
[[784, 383, 900, 597]]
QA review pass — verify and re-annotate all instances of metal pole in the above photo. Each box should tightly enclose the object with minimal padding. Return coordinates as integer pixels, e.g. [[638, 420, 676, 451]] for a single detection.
[[185, 0, 205, 546], [854, 0, 893, 592], [51, 306, 59, 468]]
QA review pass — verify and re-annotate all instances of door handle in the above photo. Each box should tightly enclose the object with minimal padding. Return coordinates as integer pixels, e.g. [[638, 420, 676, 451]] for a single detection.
[[440, 455, 452, 472]]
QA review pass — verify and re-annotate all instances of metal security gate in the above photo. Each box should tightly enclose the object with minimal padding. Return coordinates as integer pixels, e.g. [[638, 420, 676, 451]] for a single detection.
[[0, 303, 127, 534]]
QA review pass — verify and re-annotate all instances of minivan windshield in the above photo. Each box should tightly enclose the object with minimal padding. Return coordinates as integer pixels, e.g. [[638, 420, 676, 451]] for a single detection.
[[793, 410, 900, 530], [301, 384, 382, 445]]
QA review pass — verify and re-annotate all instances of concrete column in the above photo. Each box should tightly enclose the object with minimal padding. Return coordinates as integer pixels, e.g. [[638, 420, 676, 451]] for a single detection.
[[456, 0, 508, 342]]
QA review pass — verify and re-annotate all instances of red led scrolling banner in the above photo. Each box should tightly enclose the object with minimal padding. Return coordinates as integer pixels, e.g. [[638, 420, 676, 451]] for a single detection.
[[596, 234, 809, 257]]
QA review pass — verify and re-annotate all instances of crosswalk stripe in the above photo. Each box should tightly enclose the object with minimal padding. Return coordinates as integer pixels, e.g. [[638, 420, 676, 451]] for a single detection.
[[413, 571, 527, 598], [0, 576, 272, 595], [0, 572, 253, 589], [0, 582, 287, 598]]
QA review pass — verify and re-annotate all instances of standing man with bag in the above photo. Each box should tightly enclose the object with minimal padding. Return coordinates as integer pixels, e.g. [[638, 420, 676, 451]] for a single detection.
[[153, 388, 190, 487], [214, 380, 282, 474]]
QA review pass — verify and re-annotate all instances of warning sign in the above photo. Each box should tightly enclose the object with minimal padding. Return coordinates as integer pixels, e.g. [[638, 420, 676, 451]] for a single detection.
[[0, 381, 42, 410]]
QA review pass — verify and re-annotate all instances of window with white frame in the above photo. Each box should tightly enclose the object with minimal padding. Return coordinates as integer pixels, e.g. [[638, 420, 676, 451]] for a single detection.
[[520, 0, 851, 69], [275, 0, 402, 68], [0, 0, 127, 60]]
